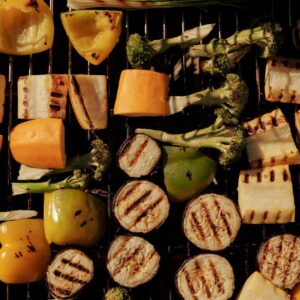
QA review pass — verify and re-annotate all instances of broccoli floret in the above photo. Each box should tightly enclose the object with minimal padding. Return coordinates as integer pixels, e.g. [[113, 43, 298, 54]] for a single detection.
[[11, 138, 111, 195], [169, 73, 248, 122], [190, 22, 283, 61], [136, 115, 245, 166], [126, 24, 214, 69], [104, 287, 131, 300]]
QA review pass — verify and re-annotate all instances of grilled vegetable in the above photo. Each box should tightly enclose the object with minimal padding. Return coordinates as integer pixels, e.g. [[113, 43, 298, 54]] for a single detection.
[[238, 165, 295, 224], [47, 249, 94, 299], [0, 0, 54, 55], [113, 180, 170, 233], [183, 193, 241, 251], [265, 57, 300, 104], [61, 10, 123, 65], [44, 189, 106, 247], [237, 272, 290, 300], [12, 137, 111, 195], [169, 73, 248, 118], [257, 234, 300, 289], [176, 254, 235, 300], [118, 134, 161, 178], [67, 0, 251, 10], [243, 108, 300, 168], [10, 118, 66, 169], [0, 210, 37, 221], [190, 23, 283, 74], [163, 146, 217, 202], [114, 69, 169, 117], [0, 75, 5, 123], [104, 287, 131, 300], [126, 24, 214, 69], [292, 283, 300, 300], [136, 115, 245, 166], [68, 75, 107, 130], [107, 235, 160, 288], [18, 75, 68, 120], [0, 219, 51, 284]]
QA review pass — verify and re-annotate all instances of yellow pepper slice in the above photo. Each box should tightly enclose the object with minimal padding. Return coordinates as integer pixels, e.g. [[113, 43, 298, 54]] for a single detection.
[[0, 0, 54, 55], [0, 218, 51, 284], [44, 189, 106, 247]]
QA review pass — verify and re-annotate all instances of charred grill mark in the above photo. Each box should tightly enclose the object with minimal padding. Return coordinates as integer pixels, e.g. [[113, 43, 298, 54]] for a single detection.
[[271, 157, 276, 164], [132, 196, 164, 227], [271, 59, 277, 66], [128, 138, 149, 167], [209, 260, 224, 295], [26, 234, 36, 253], [271, 117, 278, 126], [201, 203, 221, 246], [116, 182, 142, 205], [247, 124, 254, 134], [48, 283, 71, 296], [118, 141, 131, 159], [214, 200, 232, 238], [110, 238, 130, 261], [71, 76, 94, 129], [244, 174, 249, 183], [271, 236, 284, 280], [270, 170, 275, 182], [194, 259, 211, 298], [258, 118, 266, 130], [50, 91, 64, 98], [124, 190, 152, 216], [291, 93, 296, 102], [49, 104, 62, 112], [257, 159, 263, 168], [282, 236, 297, 286], [190, 212, 205, 240], [74, 210, 82, 217], [61, 258, 91, 274], [278, 92, 283, 100], [23, 87, 28, 93], [53, 270, 87, 285], [249, 211, 255, 222], [283, 169, 289, 181], [259, 240, 269, 268], [274, 211, 281, 222], [182, 269, 197, 300], [112, 244, 144, 277], [257, 172, 262, 182], [263, 211, 268, 221]]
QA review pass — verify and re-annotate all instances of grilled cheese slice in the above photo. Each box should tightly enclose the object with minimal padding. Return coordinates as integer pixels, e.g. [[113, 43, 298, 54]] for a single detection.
[[18, 75, 68, 119], [238, 165, 295, 224], [0, 75, 5, 123], [243, 108, 300, 168], [265, 57, 300, 104], [237, 272, 290, 300]]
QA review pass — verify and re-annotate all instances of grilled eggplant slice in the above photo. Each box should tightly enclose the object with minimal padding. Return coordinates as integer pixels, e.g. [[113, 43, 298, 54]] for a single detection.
[[107, 235, 160, 288], [257, 234, 300, 289], [118, 134, 161, 178], [68, 75, 108, 130], [46, 249, 94, 299], [113, 180, 170, 233], [176, 254, 235, 300], [265, 57, 300, 104], [238, 164, 295, 224], [243, 108, 300, 168], [183, 193, 241, 251], [0, 75, 5, 124], [18, 75, 68, 119]]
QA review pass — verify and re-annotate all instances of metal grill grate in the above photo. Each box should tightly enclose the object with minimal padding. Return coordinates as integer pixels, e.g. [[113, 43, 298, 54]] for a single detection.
[[0, 0, 300, 299]]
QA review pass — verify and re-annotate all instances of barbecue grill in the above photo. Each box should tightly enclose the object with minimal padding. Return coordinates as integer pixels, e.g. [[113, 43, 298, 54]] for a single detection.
[[0, 0, 300, 299]]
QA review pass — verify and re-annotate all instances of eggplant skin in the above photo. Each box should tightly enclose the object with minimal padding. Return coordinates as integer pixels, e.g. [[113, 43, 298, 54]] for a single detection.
[[118, 134, 161, 178], [176, 254, 235, 300], [113, 180, 170, 233], [107, 235, 160, 288], [257, 234, 300, 289], [183, 193, 241, 251]]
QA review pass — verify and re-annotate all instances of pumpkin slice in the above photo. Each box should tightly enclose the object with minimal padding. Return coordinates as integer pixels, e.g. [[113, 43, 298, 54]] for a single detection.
[[61, 10, 123, 65], [0, 0, 54, 55]]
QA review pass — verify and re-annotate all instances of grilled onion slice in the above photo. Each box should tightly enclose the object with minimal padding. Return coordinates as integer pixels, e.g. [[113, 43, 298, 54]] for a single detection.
[[183, 193, 241, 251], [118, 134, 161, 178], [107, 235, 160, 288], [176, 254, 235, 300], [113, 180, 170, 233], [257, 234, 300, 289], [46, 249, 94, 299]]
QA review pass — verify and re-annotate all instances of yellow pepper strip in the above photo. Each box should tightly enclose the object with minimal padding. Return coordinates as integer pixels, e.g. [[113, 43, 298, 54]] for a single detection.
[[0, 219, 51, 284], [0, 0, 54, 55], [44, 189, 106, 247]]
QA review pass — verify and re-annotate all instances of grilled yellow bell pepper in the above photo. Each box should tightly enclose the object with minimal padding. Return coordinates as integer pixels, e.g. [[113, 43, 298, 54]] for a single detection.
[[0, 0, 54, 55], [0, 218, 51, 284], [44, 189, 106, 247]]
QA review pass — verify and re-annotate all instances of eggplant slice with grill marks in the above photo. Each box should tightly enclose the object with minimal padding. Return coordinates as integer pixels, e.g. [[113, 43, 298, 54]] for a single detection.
[[176, 254, 235, 300], [183, 193, 241, 251], [118, 133, 161, 178], [257, 234, 300, 289], [113, 180, 170, 233], [107, 235, 160, 288], [46, 249, 94, 299]]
